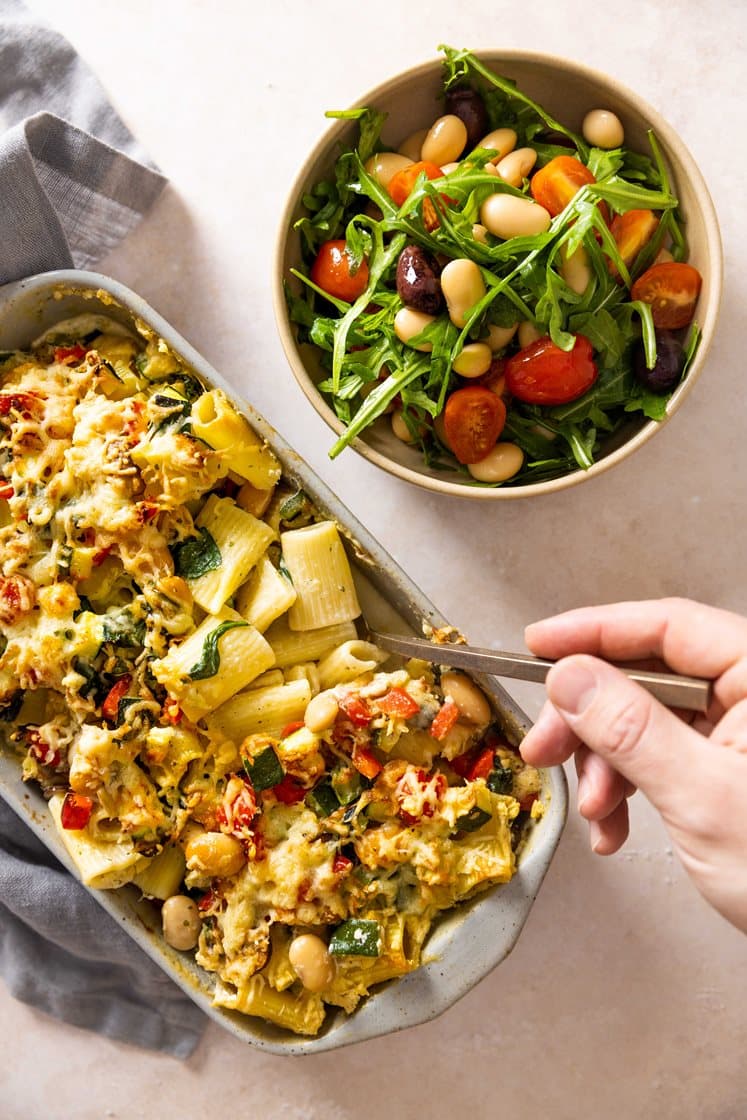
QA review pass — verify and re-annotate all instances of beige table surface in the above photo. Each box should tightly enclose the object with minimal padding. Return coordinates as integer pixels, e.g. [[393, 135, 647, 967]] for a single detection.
[[2, 1, 746, 1117]]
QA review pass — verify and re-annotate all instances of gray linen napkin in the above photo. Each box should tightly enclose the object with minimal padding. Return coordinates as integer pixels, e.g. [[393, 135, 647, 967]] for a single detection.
[[0, 0, 207, 1056]]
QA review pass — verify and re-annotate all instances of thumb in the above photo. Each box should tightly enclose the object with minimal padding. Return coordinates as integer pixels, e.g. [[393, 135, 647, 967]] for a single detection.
[[545, 654, 704, 820]]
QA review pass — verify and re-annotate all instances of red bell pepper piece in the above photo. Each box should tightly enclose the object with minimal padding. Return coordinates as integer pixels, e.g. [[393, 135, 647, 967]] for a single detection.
[[53, 344, 87, 364], [0, 484, 13, 500], [280, 720, 305, 739], [101, 675, 132, 723], [467, 747, 496, 782], [377, 687, 420, 719], [332, 852, 353, 874], [429, 698, 459, 741], [271, 775, 307, 804], [60, 791, 93, 830], [351, 743, 383, 779], [338, 692, 372, 727]]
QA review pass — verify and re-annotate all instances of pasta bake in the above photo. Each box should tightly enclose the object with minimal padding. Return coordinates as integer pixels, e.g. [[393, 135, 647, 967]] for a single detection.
[[0, 315, 542, 1036]]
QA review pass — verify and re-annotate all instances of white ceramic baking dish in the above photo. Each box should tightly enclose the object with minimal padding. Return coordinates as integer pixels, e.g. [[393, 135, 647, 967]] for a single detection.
[[0, 270, 567, 1054]]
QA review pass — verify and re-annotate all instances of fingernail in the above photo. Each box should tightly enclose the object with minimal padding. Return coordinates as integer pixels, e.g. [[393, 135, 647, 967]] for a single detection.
[[548, 661, 597, 715]]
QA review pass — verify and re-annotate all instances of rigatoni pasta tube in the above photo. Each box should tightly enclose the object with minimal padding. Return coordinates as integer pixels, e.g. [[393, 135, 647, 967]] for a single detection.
[[235, 554, 296, 632], [189, 494, 275, 614], [282, 521, 361, 631], [190, 389, 282, 490], [264, 617, 357, 669], [48, 793, 150, 889], [317, 640, 388, 689], [205, 679, 312, 742], [152, 607, 275, 722]]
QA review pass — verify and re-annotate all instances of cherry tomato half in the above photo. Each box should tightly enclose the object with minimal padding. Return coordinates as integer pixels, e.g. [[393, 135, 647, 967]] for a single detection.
[[310, 240, 369, 302], [60, 791, 94, 830], [608, 209, 659, 277], [387, 161, 449, 231], [505, 335, 598, 405], [630, 261, 702, 329], [530, 155, 596, 216], [443, 386, 507, 464]]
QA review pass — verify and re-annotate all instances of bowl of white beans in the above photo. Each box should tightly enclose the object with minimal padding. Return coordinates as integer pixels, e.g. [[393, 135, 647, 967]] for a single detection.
[[274, 47, 721, 498]]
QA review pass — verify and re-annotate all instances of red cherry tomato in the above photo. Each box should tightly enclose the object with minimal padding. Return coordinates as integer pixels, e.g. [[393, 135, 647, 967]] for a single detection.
[[608, 209, 659, 277], [630, 261, 702, 329], [443, 387, 506, 465], [505, 335, 598, 406], [60, 792, 94, 830], [310, 240, 369, 302], [271, 775, 307, 804], [531, 155, 596, 216], [387, 161, 451, 231]]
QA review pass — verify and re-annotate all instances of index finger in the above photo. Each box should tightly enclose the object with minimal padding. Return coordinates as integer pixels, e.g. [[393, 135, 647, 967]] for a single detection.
[[525, 598, 747, 681]]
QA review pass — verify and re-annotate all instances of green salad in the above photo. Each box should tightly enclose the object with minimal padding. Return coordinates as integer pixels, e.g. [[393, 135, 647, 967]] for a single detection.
[[286, 45, 703, 486]]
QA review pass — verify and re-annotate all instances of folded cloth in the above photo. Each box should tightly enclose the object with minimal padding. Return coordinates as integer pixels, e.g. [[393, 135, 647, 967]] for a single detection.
[[0, 0, 166, 284], [0, 0, 206, 1057]]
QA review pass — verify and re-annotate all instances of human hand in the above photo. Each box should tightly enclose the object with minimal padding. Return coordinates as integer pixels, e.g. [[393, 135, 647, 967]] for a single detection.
[[519, 598, 747, 934]]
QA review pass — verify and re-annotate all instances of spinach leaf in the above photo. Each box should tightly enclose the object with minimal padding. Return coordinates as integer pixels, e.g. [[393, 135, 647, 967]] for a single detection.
[[172, 528, 221, 580], [188, 620, 248, 681]]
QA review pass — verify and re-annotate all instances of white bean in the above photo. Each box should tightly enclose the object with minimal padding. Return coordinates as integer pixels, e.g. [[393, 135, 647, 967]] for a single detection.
[[304, 689, 339, 732], [480, 193, 551, 239], [518, 320, 543, 348], [162, 895, 201, 951], [440, 161, 460, 175], [441, 671, 492, 727], [184, 831, 246, 878], [398, 128, 428, 162], [483, 322, 518, 352], [655, 247, 674, 265], [391, 409, 416, 443], [496, 147, 537, 188], [582, 109, 625, 149], [472, 223, 489, 245], [560, 242, 591, 294], [394, 307, 435, 351], [364, 152, 413, 188], [477, 128, 517, 163], [289, 934, 335, 993], [440, 258, 486, 329], [452, 342, 493, 379], [422, 114, 468, 166], [467, 441, 524, 482]]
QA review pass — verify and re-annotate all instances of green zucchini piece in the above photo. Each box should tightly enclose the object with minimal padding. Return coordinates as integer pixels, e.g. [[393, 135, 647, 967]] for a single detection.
[[244, 746, 283, 792], [329, 918, 382, 957], [486, 763, 513, 795], [305, 780, 340, 818]]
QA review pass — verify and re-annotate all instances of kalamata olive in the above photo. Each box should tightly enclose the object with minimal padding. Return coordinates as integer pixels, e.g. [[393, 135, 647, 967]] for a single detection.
[[396, 244, 443, 315], [444, 87, 488, 151], [633, 331, 684, 392]]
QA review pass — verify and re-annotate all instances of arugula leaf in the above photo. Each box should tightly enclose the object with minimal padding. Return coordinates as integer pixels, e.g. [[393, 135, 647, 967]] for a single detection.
[[188, 620, 248, 681]]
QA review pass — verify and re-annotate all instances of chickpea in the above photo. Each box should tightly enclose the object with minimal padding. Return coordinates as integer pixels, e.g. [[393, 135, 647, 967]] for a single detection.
[[496, 147, 537, 188], [582, 109, 625, 149], [364, 151, 413, 188], [467, 441, 524, 483], [184, 831, 246, 878], [559, 242, 591, 295], [162, 895, 201, 951], [477, 128, 517, 163], [440, 258, 486, 329], [394, 307, 435, 352], [304, 689, 339, 733], [421, 114, 468, 166], [398, 128, 428, 162], [480, 194, 551, 240], [288, 934, 335, 993], [452, 342, 493, 379], [518, 320, 543, 348], [441, 671, 493, 727], [483, 321, 518, 353]]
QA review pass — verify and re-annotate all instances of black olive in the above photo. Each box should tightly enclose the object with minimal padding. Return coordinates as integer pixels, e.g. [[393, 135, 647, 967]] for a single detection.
[[444, 87, 488, 151], [396, 244, 443, 315], [633, 331, 684, 393]]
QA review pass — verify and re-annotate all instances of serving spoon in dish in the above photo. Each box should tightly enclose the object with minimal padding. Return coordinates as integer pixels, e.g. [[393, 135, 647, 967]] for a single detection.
[[368, 630, 712, 713]]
